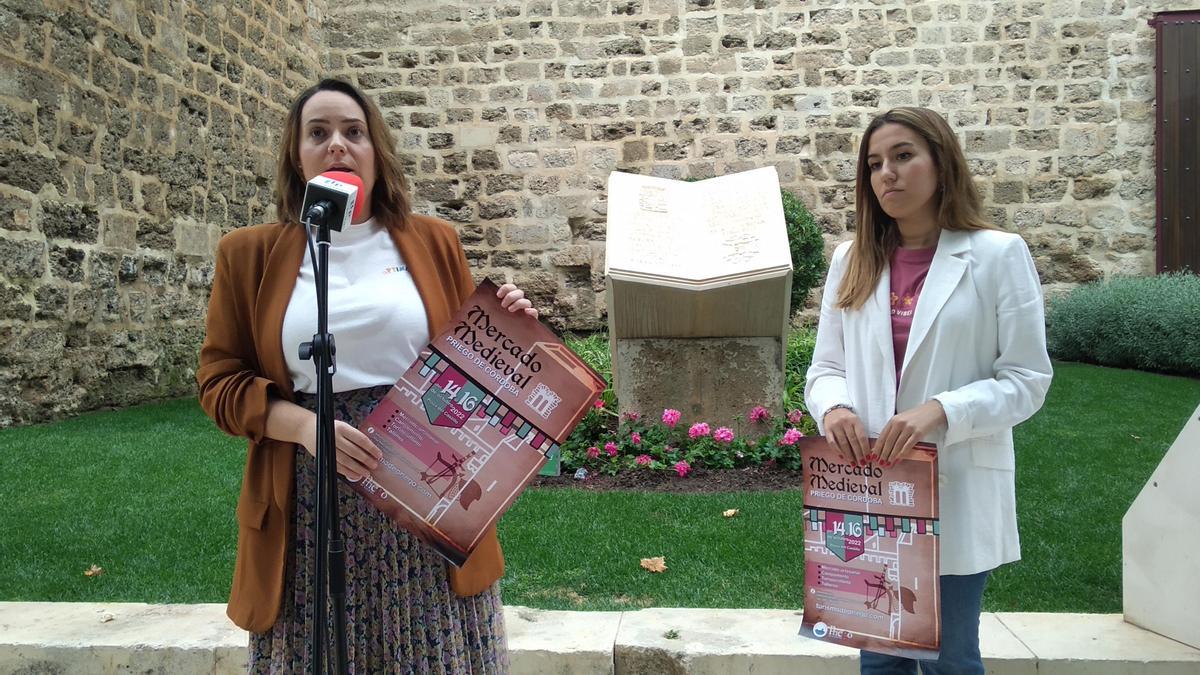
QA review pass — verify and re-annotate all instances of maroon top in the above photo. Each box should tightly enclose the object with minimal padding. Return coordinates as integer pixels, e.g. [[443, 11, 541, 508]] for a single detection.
[[889, 245, 937, 384]]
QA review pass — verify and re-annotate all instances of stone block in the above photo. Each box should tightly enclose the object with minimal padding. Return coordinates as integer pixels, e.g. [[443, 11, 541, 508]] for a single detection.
[[457, 125, 498, 148], [815, 132, 852, 155], [0, 602, 248, 675], [480, 199, 520, 221], [0, 237, 45, 281], [1012, 128, 1060, 149], [999, 613, 1200, 673], [508, 151, 539, 169], [682, 35, 713, 56], [0, 148, 66, 194], [544, 149, 578, 168], [551, 244, 592, 268], [965, 130, 1011, 153], [40, 200, 100, 243], [992, 181, 1025, 204], [173, 221, 216, 257], [1027, 179, 1067, 203], [614, 608, 858, 675], [615, 337, 784, 435], [486, 174, 524, 195], [0, 192, 33, 232], [48, 245, 85, 283], [623, 140, 649, 162], [976, 613, 1038, 674], [654, 142, 690, 161], [505, 606, 619, 674], [506, 223, 549, 245], [585, 148, 617, 170], [1124, 405, 1200, 650]]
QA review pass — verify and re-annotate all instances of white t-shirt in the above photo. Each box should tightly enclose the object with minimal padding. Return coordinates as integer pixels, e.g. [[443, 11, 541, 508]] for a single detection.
[[282, 218, 429, 394]]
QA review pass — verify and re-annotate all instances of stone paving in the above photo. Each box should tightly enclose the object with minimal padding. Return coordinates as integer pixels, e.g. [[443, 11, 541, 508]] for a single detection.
[[3, 602, 1199, 674]]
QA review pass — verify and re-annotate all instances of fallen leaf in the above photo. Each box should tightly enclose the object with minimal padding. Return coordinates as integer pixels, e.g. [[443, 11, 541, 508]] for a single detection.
[[83, 564, 104, 577], [640, 556, 667, 573], [723, 509, 739, 518]]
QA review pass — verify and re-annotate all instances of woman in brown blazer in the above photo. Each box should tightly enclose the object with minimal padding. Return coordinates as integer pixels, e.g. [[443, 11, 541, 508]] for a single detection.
[[198, 78, 537, 673]]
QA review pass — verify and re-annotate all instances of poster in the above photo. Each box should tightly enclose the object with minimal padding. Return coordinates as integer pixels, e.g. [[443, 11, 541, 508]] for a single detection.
[[355, 279, 606, 566], [798, 438, 940, 659]]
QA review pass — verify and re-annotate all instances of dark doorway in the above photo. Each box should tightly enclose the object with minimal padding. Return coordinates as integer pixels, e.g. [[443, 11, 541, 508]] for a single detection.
[[1153, 11, 1200, 272]]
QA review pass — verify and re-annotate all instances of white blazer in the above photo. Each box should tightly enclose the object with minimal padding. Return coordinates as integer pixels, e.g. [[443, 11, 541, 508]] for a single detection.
[[805, 228, 1053, 575]]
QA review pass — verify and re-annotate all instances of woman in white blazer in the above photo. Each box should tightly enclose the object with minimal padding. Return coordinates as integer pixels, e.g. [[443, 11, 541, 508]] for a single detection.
[[805, 108, 1053, 675]]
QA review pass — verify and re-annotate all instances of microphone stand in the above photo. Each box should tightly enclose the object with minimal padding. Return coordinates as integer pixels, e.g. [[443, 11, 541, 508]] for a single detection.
[[299, 212, 350, 675]]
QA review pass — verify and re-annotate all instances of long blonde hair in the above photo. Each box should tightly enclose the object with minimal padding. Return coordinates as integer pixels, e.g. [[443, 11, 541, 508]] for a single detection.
[[837, 107, 995, 310], [275, 78, 411, 229]]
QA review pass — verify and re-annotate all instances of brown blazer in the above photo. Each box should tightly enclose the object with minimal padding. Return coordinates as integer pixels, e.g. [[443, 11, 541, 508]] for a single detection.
[[197, 215, 504, 633]]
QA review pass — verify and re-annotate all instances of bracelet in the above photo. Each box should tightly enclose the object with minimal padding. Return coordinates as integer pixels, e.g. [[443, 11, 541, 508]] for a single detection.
[[823, 403, 855, 420]]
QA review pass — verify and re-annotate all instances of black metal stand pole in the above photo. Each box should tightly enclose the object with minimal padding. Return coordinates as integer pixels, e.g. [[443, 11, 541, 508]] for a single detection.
[[299, 217, 349, 675]]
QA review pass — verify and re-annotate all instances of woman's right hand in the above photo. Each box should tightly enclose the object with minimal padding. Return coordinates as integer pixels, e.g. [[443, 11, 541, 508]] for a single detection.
[[823, 407, 870, 466], [298, 418, 382, 482]]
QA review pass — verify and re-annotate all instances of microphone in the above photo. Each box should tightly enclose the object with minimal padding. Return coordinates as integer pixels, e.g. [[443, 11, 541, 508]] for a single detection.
[[300, 171, 365, 231]]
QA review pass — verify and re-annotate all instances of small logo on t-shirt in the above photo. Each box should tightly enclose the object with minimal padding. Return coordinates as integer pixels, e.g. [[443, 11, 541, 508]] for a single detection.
[[382, 265, 408, 275], [891, 292, 915, 318]]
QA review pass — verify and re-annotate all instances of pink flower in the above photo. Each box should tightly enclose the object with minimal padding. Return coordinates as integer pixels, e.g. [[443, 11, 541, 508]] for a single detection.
[[662, 408, 682, 428], [749, 406, 771, 423], [605, 441, 619, 457], [586, 446, 600, 459], [673, 460, 691, 477], [636, 454, 652, 466], [779, 427, 804, 446], [593, 399, 605, 409], [787, 408, 806, 425], [688, 422, 711, 439], [664, 444, 676, 453], [622, 410, 641, 422], [713, 427, 735, 443], [631, 431, 641, 445]]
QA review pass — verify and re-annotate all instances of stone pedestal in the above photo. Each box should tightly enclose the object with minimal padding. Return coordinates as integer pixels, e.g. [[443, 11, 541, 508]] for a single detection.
[[614, 337, 784, 437], [1122, 403, 1200, 650]]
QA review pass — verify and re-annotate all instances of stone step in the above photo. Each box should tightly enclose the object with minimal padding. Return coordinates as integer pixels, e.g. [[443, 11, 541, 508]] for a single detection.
[[1, 602, 1197, 674]]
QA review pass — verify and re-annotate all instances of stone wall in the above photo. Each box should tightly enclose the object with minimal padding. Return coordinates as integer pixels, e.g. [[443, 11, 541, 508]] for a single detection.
[[1, 0, 1190, 424], [0, 0, 322, 425], [324, 0, 1188, 329]]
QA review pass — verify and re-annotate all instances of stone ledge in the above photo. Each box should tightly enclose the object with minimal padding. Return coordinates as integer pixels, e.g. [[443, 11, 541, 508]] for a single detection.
[[1, 603, 1197, 674]]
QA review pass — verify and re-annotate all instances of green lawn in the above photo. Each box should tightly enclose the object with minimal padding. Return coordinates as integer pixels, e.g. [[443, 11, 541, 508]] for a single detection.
[[0, 398, 244, 603], [990, 361, 1199, 612], [0, 361, 1196, 613]]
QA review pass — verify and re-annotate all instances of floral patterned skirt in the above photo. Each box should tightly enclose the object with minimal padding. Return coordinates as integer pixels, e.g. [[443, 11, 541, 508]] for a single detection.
[[248, 385, 508, 674]]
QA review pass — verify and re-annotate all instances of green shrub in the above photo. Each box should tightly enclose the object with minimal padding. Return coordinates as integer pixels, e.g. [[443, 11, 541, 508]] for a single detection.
[[1046, 272, 1200, 376], [782, 189, 826, 315], [562, 332, 611, 383], [784, 327, 817, 411]]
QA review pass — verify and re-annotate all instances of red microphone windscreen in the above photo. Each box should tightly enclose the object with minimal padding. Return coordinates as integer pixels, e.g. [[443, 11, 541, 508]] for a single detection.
[[321, 171, 366, 221]]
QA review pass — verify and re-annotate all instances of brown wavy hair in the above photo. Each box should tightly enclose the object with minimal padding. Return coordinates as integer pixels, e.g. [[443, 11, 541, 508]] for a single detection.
[[275, 78, 411, 229], [837, 107, 996, 310]]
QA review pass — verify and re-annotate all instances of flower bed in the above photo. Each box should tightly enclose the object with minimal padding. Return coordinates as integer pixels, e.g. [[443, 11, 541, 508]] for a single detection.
[[558, 330, 820, 480], [561, 401, 820, 480]]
